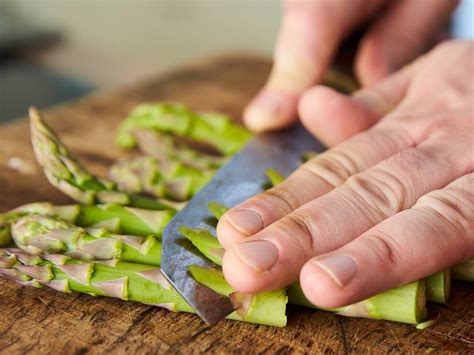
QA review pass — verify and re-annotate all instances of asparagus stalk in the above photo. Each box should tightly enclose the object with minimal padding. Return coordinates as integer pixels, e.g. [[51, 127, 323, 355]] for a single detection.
[[11, 215, 162, 266], [287, 281, 426, 325], [452, 259, 474, 281], [425, 270, 451, 304], [0, 202, 174, 247], [109, 155, 215, 201], [115, 103, 252, 155], [29, 107, 175, 211]]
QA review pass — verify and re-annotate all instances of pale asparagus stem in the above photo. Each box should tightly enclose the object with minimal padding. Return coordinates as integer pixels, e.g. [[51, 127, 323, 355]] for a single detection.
[[11, 215, 162, 266], [108, 155, 214, 201], [115, 103, 252, 155], [28, 107, 176, 211], [0, 202, 174, 247], [426, 270, 451, 304], [452, 259, 474, 281]]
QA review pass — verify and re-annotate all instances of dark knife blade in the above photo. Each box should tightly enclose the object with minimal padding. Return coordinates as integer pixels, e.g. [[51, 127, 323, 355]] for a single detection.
[[161, 123, 325, 326]]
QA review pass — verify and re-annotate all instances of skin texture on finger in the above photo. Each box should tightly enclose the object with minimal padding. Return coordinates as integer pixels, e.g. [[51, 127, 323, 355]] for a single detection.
[[298, 63, 415, 146], [243, 0, 385, 132], [217, 124, 415, 249], [355, 0, 459, 86], [221, 135, 473, 293], [300, 172, 474, 308]]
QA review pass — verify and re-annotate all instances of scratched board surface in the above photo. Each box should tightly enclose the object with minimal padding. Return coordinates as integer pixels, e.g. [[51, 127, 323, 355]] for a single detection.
[[0, 56, 472, 353]]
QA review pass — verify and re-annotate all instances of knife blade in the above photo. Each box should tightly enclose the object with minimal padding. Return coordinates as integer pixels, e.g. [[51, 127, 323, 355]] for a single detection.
[[161, 123, 325, 326]]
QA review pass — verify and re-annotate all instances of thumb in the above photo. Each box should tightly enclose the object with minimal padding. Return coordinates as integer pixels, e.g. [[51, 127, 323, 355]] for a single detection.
[[244, 0, 385, 132]]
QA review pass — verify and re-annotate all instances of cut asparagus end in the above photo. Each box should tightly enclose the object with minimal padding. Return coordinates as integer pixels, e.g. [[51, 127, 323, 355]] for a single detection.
[[452, 259, 474, 281], [180, 226, 223, 266], [426, 269, 451, 304], [188, 265, 287, 327], [207, 202, 229, 220], [265, 168, 285, 187]]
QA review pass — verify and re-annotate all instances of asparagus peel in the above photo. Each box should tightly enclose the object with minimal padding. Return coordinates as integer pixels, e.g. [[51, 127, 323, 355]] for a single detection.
[[29, 107, 176, 211]]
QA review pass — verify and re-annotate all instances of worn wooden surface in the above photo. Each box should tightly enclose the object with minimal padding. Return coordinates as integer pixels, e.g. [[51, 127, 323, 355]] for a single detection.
[[0, 56, 473, 354]]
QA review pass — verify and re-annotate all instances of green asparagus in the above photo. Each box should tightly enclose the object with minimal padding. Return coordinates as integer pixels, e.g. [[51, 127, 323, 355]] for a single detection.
[[109, 155, 215, 201], [11, 215, 162, 266], [116, 103, 252, 155], [0, 202, 174, 247], [29, 107, 176, 211]]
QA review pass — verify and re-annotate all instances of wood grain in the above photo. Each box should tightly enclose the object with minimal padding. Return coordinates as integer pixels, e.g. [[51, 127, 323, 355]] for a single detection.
[[0, 55, 472, 354]]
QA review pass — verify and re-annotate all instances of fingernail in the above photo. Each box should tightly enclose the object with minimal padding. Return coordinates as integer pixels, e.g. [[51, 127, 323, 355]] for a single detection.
[[226, 209, 263, 236], [233, 240, 279, 272], [313, 255, 357, 287]]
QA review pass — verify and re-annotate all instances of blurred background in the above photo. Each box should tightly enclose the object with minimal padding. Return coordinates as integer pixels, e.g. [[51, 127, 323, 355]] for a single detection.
[[0, 0, 472, 122]]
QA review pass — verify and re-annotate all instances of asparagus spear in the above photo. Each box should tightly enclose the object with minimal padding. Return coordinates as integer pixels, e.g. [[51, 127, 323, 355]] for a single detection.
[[115, 103, 252, 155], [11, 215, 162, 266], [0, 202, 174, 247], [29, 107, 175, 211], [452, 259, 474, 281], [109, 155, 215, 201], [426, 270, 451, 304]]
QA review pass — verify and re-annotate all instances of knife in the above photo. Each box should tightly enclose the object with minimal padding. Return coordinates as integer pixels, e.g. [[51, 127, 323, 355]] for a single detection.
[[161, 123, 325, 326]]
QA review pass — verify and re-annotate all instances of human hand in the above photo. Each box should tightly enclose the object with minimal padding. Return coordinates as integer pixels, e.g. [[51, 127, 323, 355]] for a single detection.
[[244, 0, 459, 133], [217, 40, 473, 308]]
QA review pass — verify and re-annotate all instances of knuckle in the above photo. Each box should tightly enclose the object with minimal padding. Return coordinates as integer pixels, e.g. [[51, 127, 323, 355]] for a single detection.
[[264, 187, 300, 212], [360, 233, 402, 281], [416, 182, 474, 238], [276, 211, 318, 257], [303, 148, 364, 188], [344, 166, 409, 221]]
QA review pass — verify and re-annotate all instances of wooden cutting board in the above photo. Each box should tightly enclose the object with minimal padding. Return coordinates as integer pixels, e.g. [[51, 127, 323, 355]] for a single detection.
[[0, 55, 472, 354]]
